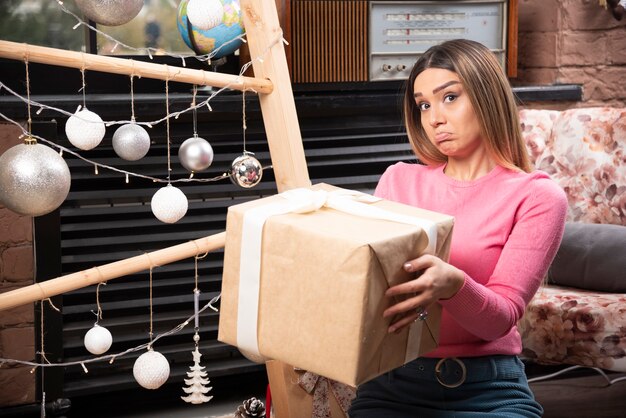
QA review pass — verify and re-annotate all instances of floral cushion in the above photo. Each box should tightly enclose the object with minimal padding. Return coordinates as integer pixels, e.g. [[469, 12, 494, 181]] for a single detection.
[[519, 107, 626, 372], [519, 286, 626, 372], [520, 107, 626, 225]]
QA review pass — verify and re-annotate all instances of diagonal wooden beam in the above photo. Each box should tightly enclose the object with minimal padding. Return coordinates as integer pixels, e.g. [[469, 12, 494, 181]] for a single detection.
[[0, 39, 273, 94], [0, 232, 226, 312]]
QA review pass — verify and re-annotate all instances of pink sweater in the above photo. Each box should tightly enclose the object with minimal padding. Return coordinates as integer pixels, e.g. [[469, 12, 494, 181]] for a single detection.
[[375, 162, 567, 358]]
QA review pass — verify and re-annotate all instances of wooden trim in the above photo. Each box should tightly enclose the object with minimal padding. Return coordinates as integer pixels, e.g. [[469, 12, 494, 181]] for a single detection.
[[507, 0, 518, 78]]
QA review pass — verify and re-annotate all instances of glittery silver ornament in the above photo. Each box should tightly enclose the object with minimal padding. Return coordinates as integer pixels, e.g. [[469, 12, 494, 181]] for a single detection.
[[84, 324, 113, 355], [65, 107, 106, 151], [151, 184, 188, 224], [230, 153, 263, 188], [0, 142, 71, 217], [178, 136, 214, 173], [133, 349, 170, 390], [75, 0, 144, 26], [187, 0, 224, 30], [112, 123, 151, 161]]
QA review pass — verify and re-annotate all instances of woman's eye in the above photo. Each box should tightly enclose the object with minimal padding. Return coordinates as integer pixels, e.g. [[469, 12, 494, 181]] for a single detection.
[[417, 102, 430, 111], [444, 94, 457, 103]]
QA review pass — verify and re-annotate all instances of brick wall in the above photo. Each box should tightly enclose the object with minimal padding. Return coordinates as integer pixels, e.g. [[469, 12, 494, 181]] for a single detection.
[[515, 0, 626, 107], [0, 123, 36, 407]]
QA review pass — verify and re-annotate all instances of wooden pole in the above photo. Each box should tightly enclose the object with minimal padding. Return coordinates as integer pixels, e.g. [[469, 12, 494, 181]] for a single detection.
[[0, 40, 273, 94], [0, 232, 225, 312], [240, 1, 311, 416], [241, 0, 310, 191]]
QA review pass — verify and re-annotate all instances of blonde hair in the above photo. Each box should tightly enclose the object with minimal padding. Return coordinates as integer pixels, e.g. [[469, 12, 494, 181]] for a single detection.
[[403, 39, 531, 173]]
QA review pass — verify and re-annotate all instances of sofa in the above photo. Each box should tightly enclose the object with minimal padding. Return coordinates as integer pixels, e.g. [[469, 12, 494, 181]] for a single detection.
[[517, 107, 626, 374]]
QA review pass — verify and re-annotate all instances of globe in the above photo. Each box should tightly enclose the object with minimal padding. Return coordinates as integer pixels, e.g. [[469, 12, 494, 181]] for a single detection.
[[177, 0, 245, 60]]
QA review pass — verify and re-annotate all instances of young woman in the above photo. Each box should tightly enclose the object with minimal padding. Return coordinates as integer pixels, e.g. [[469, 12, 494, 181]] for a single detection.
[[349, 40, 567, 417]]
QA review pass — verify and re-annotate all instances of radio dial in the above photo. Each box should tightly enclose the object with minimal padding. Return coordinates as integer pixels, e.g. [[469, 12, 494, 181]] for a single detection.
[[382, 64, 392, 72], [396, 64, 407, 71]]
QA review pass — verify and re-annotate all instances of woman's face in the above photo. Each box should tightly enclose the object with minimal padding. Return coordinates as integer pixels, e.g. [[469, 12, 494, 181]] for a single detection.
[[413, 68, 484, 160]]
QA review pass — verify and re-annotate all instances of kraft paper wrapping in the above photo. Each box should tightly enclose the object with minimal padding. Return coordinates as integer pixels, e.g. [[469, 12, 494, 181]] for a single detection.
[[218, 183, 454, 387], [266, 360, 353, 418]]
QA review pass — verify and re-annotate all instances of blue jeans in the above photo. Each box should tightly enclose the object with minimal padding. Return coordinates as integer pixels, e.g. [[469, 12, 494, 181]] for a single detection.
[[349, 355, 542, 418]]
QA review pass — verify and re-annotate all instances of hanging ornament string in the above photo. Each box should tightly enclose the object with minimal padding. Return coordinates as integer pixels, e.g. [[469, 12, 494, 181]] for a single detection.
[[192, 85, 198, 137], [242, 89, 247, 153], [165, 72, 172, 184], [79, 59, 87, 110], [96, 281, 106, 322], [24, 55, 32, 138], [130, 72, 136, 123], [149, 265, 154, 348]]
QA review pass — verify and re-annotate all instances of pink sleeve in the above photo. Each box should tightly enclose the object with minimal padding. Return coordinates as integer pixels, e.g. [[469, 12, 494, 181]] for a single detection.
[[439, 179, 568, 341], [374, 165, 394, 199]]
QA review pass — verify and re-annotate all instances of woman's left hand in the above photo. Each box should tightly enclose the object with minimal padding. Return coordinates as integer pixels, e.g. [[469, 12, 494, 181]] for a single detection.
[[384, 254, 465, 333]]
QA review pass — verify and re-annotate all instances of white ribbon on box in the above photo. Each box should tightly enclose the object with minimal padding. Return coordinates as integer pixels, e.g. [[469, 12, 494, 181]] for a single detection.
[[236, 188, 438, 358]]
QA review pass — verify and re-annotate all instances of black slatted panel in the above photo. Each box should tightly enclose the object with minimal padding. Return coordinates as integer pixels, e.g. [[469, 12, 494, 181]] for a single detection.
[[52, 90, 414, 398]]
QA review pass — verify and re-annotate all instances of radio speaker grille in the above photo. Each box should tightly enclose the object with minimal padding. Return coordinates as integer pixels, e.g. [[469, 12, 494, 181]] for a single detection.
[[291, 0, 368, 83]]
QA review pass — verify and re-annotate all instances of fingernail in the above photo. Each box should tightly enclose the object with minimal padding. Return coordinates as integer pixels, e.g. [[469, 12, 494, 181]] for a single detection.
[[388, 326, 396, 334], [403, 263, 412, 272]]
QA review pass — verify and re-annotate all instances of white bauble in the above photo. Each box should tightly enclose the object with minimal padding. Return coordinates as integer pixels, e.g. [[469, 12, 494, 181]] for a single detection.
[[0, 142, 71, 216], [133, 349, 170, 390], [112, 123, 151, 161], [150, 184, 188, 224], [84, 324, 113, 355], [187, 0, 224, 30], [178, 136, 214, 172], [75, 0, 144, 26], [65, 107, 106, 151]]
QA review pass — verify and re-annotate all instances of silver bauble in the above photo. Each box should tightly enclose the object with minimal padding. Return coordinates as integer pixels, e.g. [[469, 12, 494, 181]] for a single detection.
[[150, 184, 188, 224], [230, 153, 263, 188], [187, 0, 224, 30], [133, 349, 170, 390], [178, 136, 214, 173], [75, 0, 144, 26], [112, 123, 151, 161], [0, 142, 71, 217], [65, 107, 106, 151]]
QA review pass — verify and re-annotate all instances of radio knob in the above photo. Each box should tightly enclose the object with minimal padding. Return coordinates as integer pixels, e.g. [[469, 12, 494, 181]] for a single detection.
[[382, 64, 392, 72], [396, 64, 407, 71]]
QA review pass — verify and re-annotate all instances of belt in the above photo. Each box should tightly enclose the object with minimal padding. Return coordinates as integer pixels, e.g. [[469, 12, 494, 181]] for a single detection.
[[401, 355, 523, 389]]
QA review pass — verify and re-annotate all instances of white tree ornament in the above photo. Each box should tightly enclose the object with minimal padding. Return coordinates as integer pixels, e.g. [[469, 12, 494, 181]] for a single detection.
[[181, 347, 213, 404]]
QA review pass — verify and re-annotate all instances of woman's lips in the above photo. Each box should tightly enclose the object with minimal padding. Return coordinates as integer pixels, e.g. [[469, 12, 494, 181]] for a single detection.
[[435, 132, 452, 143]]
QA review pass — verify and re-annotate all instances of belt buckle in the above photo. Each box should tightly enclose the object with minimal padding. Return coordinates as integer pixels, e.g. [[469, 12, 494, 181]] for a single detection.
[[435, 357, 467, 388]]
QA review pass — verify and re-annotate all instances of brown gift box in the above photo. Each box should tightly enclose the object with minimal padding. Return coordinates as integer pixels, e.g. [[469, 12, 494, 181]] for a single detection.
[[265, 360, 354, 418], [218, 184, 454, 386]]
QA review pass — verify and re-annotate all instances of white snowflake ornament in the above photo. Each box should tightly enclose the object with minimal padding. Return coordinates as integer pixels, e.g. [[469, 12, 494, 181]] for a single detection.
[[133, 349, 170, 389]]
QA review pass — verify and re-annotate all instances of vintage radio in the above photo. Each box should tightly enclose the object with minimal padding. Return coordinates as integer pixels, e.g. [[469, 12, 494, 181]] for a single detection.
[[277, 0, 517, 84]]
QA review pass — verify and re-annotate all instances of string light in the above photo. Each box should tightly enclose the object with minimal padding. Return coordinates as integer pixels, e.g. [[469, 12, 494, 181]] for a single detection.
[[0, 105, 272, 184], [0, 30, 285, 129], [0, 294, 221, 370], [54, 0, 247, 65]]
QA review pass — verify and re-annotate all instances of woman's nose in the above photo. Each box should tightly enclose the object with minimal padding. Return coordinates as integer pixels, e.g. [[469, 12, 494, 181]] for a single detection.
[[428, 106, 445, 127]]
